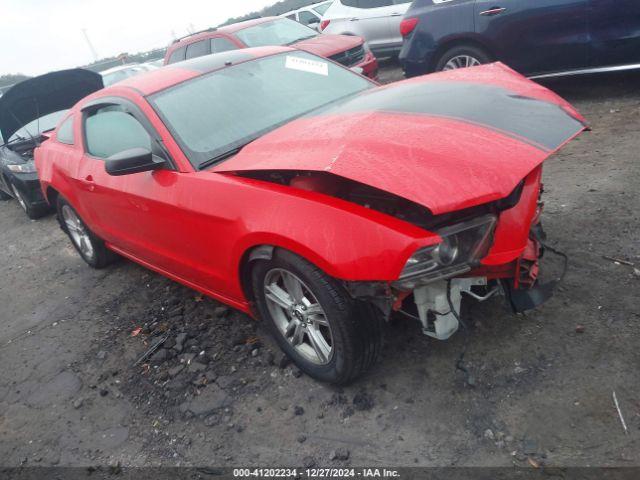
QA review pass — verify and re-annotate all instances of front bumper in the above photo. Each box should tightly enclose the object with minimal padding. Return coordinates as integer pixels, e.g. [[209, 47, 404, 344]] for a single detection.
[[9, 171, 47, 206], [354, 52, 379, 80]]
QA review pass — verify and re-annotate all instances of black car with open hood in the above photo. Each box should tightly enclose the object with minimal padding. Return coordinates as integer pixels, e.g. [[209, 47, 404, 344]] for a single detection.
[[0, 68, 103, 219]]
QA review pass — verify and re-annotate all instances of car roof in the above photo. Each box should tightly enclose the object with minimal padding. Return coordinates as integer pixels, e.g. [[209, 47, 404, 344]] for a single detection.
[[171, 16, 280, 47], [99, 46, 294, 97]]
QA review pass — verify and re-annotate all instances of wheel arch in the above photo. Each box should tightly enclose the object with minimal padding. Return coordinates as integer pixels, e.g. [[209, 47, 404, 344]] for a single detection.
[[429, 36, 494, 71], [237, 240, 343, 311]]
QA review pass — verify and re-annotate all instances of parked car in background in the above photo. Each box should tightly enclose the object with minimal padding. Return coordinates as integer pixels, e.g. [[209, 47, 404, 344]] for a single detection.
[[0, 69, 103, 218], [400, 0, 640, 78], [281, 1, 333, 30], [100, 63, 158, 87], [36, 47, 585, 383], [319, 0, 412, 57], [164, 17, 378, 79]]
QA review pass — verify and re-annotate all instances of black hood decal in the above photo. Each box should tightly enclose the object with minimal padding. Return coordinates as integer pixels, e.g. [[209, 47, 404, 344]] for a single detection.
[[314, 81, 586, 152], [0, 68, 103, 142]]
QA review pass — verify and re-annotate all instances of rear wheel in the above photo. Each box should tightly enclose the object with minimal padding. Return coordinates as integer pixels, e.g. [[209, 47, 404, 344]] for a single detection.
[[435, 45, 491, 72], [10, 181, 48, 219], [56, 196, 117, 268], [251, 249, 383, 385]]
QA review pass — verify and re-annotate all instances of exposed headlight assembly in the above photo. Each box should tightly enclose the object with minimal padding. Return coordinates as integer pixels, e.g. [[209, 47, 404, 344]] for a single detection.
[[7, 161, 36, 173], [396, 214, 497, 289]]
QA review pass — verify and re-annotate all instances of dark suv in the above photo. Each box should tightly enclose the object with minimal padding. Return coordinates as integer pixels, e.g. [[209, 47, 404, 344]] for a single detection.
[[399, 0, 640, 78]]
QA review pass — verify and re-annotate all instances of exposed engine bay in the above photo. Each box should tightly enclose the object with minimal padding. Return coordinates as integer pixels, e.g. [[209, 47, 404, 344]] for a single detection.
[[2, 137, 39, 160], [236, 170, 524, 231]]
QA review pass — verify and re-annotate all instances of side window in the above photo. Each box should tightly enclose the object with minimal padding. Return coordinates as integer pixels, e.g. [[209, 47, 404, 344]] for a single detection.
[[210, 37, 239, 54], [298, 11, 320, 26], [57, 115, 75, 145], [84, 106, 151, 159], [167, 47, 186, 64], [286, 13, 297, 20], [342, 0, 359, 6], [185, 40, 209, 60]]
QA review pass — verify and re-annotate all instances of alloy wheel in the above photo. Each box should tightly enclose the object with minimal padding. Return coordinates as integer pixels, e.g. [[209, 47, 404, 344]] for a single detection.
[[263, 268, 334, 365], [443, 55, 481, 70], [61, 205, 95, 260]]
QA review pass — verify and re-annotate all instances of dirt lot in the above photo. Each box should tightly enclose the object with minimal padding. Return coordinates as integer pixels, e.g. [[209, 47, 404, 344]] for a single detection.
[[1, 62, 639, 469]]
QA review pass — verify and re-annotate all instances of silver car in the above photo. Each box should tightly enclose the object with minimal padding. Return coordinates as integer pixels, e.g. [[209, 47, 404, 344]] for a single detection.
[[319, 0, 412, 56], [281, 1, 333, 31]]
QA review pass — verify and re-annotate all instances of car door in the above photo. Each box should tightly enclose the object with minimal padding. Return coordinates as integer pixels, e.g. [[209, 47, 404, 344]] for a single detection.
[[342, 0, 396, 51], [475, 0, 589, 75], [75, 100, 190, 272], [75, 99, 241, 299], [588, 0, 640, 67]]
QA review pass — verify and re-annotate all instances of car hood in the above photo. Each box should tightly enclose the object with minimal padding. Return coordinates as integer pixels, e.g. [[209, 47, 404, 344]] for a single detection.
[[214, 63, 587, 215], [292, 34, 362, 58], [0, 68, 103, 142]]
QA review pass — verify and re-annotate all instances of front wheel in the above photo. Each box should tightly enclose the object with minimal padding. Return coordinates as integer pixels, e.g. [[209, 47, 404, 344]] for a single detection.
[[56, 196, 117, 269], [251, 249, 383, 385], [434, 45, 491, 72]]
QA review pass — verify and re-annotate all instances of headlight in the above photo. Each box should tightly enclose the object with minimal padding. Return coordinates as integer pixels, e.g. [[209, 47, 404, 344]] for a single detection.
[[396, 214, 497, 288], [363, 42, 372, 56], [7, 161, 36, 173]]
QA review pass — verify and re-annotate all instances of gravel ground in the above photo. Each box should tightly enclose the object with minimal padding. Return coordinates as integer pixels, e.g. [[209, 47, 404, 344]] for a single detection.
[[0, 62, 639, 469]]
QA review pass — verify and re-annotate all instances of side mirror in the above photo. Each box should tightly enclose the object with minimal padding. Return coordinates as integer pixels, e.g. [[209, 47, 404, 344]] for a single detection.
[[105, 148, 165, 176]]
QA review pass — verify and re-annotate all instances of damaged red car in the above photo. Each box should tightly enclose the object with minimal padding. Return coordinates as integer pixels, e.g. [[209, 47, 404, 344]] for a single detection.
[[35, 47, 586, 384]]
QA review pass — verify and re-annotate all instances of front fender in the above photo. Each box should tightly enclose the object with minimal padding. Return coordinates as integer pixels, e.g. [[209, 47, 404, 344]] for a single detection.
[[226, 175, 440, 284]]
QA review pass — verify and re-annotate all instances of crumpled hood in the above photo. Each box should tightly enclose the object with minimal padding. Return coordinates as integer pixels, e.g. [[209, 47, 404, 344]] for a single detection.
[[214, 63, 587, 214], [0, 68, 103, 142], [292, 34, 362, 58]]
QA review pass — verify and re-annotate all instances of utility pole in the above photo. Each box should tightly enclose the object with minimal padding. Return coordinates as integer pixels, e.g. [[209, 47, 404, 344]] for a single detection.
[[81, 28, 99, 62]]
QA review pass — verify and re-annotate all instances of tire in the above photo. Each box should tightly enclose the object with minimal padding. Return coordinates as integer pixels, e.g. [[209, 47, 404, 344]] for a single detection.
[[434, 45, 491, 72], [56, 196, 117, 269], [10, 181, 48, 219], [251, 249, 383, 385]]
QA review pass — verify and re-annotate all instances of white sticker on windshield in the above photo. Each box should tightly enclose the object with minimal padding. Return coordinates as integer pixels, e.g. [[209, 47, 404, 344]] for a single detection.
[[285, 56, 329, 76]]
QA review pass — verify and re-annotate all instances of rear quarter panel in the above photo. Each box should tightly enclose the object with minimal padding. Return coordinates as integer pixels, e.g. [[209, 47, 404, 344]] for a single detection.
[[400, 0, 478, 71]]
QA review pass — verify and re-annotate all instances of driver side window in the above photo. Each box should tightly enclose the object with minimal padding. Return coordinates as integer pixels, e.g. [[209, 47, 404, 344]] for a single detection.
[[84, 106, 151, 159]]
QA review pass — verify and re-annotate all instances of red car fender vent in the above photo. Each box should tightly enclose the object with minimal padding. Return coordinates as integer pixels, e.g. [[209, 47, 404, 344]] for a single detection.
[[320, 20, 331, 31], [400, 17, 419, 37]]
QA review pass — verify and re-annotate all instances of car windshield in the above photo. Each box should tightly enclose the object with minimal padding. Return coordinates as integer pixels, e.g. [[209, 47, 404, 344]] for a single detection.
[[235, 18, 319, 47], [150, 51, 373, 169], [8, 110, 67, 143]]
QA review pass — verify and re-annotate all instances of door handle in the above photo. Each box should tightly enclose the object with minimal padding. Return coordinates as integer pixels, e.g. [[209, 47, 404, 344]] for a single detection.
[[390, 13, 403, 16], [349, 17, 360, 21], [81, 175, 95, 192], [480, 7, 506, 16]]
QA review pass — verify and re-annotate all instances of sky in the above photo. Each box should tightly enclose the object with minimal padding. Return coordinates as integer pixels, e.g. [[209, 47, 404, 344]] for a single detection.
[[1, 0, 276, 76]]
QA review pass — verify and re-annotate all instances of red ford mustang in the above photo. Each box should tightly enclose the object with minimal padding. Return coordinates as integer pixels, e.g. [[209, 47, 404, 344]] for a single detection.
[[35, 47, 586, 384]]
